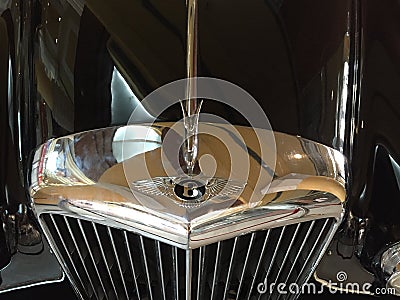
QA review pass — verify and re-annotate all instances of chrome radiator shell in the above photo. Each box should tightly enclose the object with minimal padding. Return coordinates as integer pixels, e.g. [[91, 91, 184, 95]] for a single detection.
[[30, 124, 346, 299]]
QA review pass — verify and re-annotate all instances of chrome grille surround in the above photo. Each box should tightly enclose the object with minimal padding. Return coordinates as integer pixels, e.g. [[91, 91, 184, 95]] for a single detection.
[[30, 124, 346, 299]]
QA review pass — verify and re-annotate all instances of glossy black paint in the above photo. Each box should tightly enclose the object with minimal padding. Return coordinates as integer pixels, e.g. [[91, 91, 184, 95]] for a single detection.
[[1, 0, 400, 296], [347, 0, 400, 246], [24, 0, 356, 147]]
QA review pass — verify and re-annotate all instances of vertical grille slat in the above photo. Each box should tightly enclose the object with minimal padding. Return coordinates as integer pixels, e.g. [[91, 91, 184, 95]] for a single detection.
[[287, 219, 332, 300], [186, 249, 193, 300], [139, 235, 153, 300], [107, 227, 129, 299], [123, 231, 141, 299], [41, 214, 336, 300], [246, 229, 271, 300], [156, 241, 167, 300], [276, 221, 316, 300], [77, 219, 108, 299], [63, 216, 98, 299], [236, 232, 256, 299], [210, 242, 221, 300], [223, 237, 238, 300], [293, 219, 330, 284], [172, 246, 180, 300], [267, 223, 301, 300], [92, 223, 119, 299], [196, 246, 206, 300], [257, 226, 287, 300], [47, 215, 87, 293]]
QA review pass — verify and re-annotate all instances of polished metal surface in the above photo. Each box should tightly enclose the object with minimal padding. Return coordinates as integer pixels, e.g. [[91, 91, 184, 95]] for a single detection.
[[31, 121, 346, 299], [387, 273, 400, 296], [25, 4, 349, 293], [31, 123, 346, 249], [381, 242, 400, 295], [40, 214, 336, 300], [3, 0, 400, 297], [183, 0, 201, 176], [131, 176, 244, 208], [381, 242, 400, 275]]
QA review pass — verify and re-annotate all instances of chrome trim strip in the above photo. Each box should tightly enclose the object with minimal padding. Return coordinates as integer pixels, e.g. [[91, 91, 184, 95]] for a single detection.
[[34, 196, 342, 249]]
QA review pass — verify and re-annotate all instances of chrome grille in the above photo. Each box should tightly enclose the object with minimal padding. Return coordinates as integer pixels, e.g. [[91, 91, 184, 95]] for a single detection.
[[41, 214, 335, 300]]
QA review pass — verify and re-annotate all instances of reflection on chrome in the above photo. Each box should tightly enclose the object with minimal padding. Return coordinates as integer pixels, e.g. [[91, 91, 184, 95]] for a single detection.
[[381, 242, 400, 295], [30, 123, 346, 300], [113, 126, 161, 163], [111, 67, 153, 125], [31, 122, 346, 248], [131, 176, 244, 208]]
